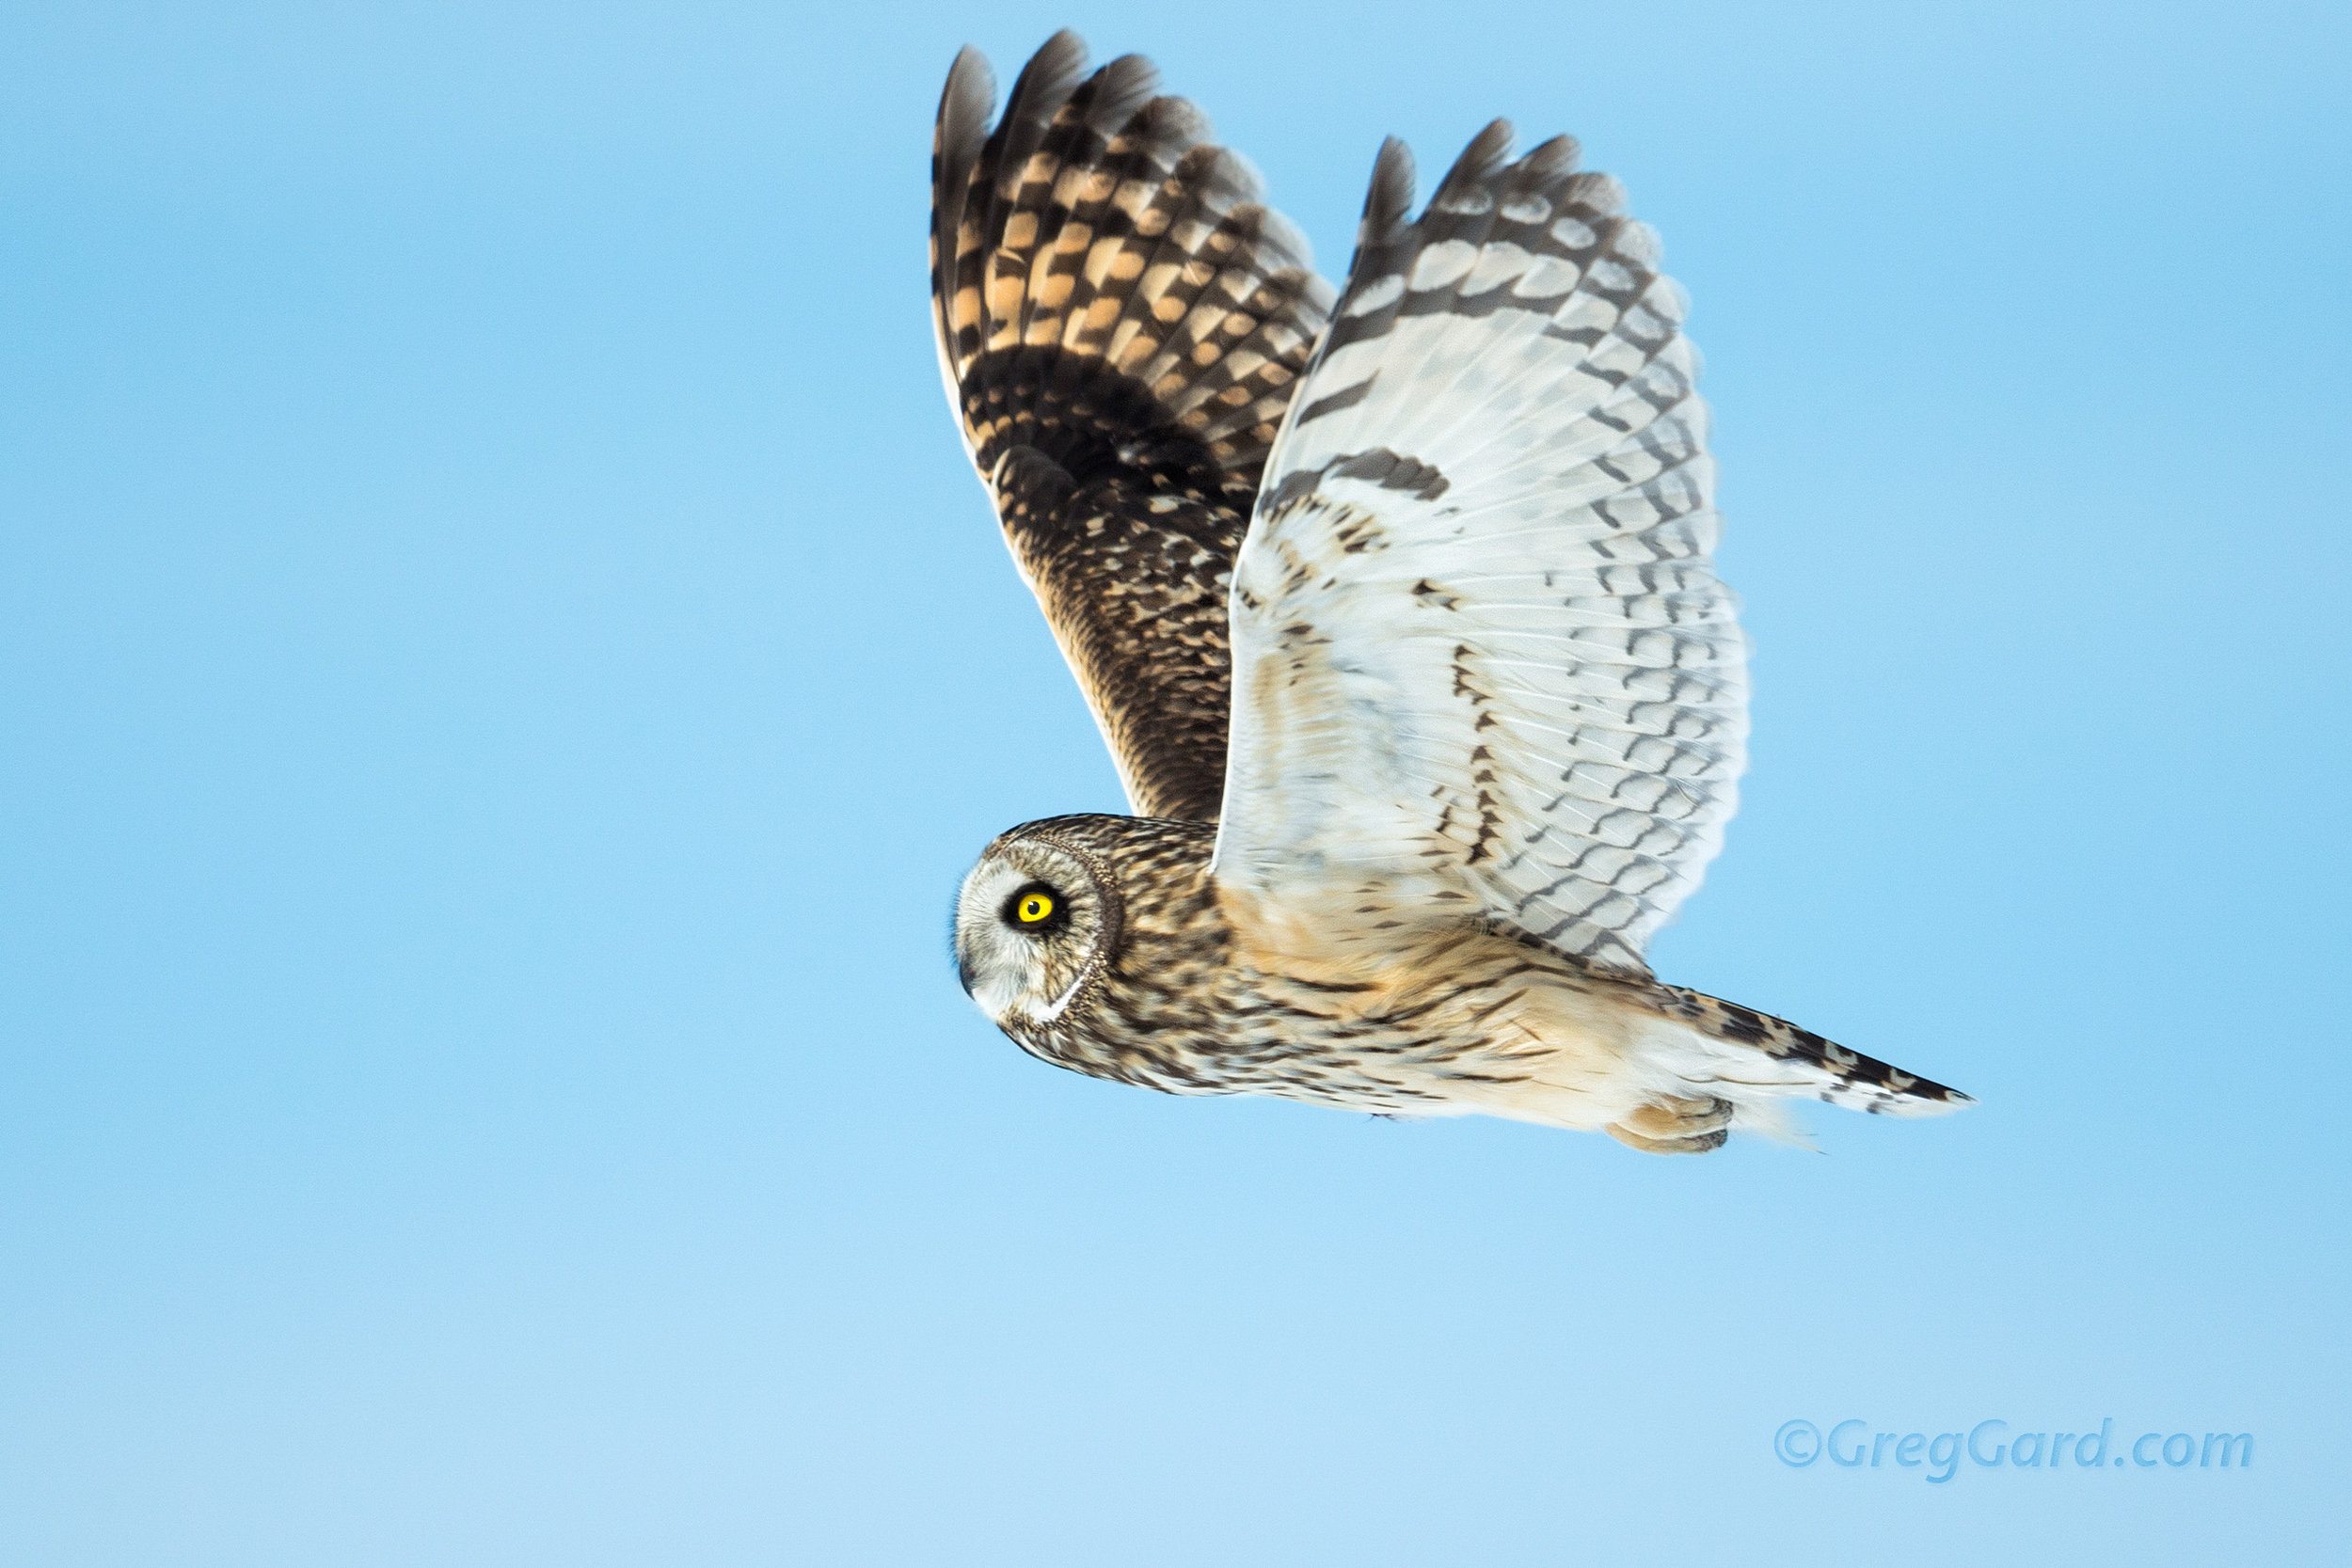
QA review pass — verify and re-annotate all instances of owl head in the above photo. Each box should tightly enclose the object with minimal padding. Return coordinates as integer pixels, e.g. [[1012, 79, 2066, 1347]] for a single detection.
[[953, 827, 1124, 1027]]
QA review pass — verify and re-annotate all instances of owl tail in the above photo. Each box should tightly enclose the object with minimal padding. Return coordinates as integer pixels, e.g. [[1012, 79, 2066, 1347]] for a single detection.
[[1634, 983, 1974, 1140]]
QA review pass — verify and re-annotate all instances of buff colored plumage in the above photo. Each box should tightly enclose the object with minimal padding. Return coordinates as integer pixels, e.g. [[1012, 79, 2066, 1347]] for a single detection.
[[937, 33, 1970, 1151]]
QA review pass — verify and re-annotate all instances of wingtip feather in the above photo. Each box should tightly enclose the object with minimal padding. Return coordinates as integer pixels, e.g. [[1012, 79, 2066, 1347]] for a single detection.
[[1361, 137, 1417, 245], [1000, 28, 1089, 129], [1430, 119, 1515, 213], [935, 45, 995, 193]]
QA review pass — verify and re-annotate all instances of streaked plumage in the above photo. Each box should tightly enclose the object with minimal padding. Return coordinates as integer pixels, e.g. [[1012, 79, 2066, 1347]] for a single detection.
[[936, 33, 1970, 1151]]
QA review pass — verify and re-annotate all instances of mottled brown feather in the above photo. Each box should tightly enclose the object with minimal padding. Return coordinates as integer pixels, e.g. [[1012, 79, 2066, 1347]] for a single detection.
[[930, 34, 1334, 819]]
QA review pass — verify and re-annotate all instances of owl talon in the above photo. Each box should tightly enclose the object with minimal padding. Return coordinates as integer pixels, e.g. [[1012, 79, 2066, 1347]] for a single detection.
[[1606, 1095, 1734, 1155]]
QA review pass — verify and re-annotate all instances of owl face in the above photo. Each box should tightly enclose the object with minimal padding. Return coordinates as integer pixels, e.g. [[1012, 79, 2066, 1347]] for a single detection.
[[953, 832, 1122, 1028]]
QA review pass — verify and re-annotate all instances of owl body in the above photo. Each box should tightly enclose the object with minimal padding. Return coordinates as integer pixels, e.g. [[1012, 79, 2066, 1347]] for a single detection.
[[963, 814, 1622, 1117], [958, 815, 1931, 1150], [932, 36, 1970, 1151]]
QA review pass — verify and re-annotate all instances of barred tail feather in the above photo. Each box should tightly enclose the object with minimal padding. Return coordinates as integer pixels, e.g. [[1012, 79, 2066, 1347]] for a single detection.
[[1641, 984, 1975, 1130]]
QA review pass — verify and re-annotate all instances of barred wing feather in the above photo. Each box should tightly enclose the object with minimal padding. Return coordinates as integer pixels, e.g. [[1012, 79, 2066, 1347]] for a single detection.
[[931, 33, 1333, 820], [1213, 127, 1745, 974]]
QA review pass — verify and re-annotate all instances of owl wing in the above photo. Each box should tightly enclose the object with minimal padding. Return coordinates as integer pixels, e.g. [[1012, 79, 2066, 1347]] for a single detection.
[[1212, 127, 1744, 974], [932, 33, 1335, 820]]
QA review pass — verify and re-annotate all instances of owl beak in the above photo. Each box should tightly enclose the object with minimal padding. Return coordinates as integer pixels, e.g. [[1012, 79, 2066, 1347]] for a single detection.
[[956, 950, 979, 997]]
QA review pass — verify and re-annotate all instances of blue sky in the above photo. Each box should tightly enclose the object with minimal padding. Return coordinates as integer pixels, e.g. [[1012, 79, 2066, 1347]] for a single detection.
[[4, 2, 2346, 1562]]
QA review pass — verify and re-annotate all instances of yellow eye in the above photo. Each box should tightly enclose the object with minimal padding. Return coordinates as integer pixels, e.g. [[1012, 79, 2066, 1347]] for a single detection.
[[1016, 892, 1056, 924]]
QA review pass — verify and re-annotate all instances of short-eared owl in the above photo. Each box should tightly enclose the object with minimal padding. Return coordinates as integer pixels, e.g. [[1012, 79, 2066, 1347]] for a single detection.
[[934, 32, 1969, 1152]]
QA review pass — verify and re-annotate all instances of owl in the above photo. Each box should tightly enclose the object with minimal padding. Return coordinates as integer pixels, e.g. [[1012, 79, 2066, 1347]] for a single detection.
[[933, 33, 1970, 1152]]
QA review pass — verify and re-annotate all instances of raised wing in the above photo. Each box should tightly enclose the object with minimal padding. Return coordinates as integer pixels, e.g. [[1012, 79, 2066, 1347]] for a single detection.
[[1213, 127, 1744, 974], [931, 33, 1334, 819]]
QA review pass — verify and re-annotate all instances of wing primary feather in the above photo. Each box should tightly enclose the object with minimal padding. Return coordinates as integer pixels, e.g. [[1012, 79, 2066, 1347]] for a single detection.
[[1360, 136, 1418, 251], [1350, 120, 1517, 444], [969, 34, 1092, 469], [930, 45, 997, 420]]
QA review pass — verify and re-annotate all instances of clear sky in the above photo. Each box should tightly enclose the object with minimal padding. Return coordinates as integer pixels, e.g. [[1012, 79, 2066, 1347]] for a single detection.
[[4, 2, 2346, 1563]]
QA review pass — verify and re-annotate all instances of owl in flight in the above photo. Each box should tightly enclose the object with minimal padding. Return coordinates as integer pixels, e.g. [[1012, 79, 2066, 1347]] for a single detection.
[[934, 32, 1969, 1151]]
